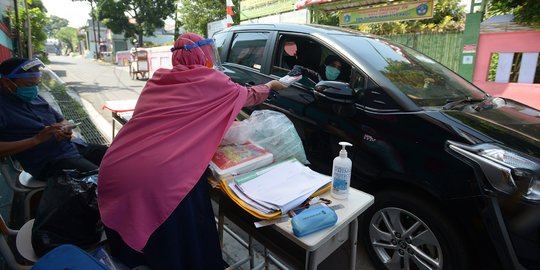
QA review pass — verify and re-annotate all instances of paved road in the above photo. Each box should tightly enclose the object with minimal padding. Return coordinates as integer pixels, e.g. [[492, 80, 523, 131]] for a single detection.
[[45, 55, 375, 270], [47, 55, 146, 141]]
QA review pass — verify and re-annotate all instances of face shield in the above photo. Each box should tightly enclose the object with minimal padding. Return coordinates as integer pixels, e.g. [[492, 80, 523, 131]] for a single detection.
[[0, 58, 64, 84], [2, 58, 44, 79], [171, 38, 223, 70]]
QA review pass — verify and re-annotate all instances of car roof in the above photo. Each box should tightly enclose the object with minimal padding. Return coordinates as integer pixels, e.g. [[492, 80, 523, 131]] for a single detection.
[[220, 23, 374, 38]]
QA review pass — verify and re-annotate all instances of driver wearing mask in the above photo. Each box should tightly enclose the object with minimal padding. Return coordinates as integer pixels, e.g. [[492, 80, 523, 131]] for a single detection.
[[321, 55, 343, 81]]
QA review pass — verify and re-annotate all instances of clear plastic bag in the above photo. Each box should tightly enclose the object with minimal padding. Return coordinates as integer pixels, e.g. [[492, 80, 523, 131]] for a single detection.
[[221, 120, 252, 145], [246, 110, 309, 164], [221, 110, 309, 164]]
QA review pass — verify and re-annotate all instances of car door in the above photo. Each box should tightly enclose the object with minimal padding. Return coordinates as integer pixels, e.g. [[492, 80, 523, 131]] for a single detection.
[[250, 32, 364, 175], [219, 31, 276, 87]]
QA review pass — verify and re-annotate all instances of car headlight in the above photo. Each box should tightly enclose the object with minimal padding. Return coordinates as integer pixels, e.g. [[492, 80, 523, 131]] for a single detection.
[[447, 141, 540, 202]]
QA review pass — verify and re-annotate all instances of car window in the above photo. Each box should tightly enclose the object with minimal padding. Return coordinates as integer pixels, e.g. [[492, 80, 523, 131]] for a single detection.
[[334, 35, 486, 107], [271, 35, 351, 88], [227, 32, 269, 70], [213, 32, 227, 60]]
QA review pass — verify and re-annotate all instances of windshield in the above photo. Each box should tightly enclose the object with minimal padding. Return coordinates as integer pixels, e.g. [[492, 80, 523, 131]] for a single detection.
[[335, 35, 487, 107]]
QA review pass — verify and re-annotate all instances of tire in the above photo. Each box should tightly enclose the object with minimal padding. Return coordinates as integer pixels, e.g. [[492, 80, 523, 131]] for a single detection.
[[360, 190, 470, 270]]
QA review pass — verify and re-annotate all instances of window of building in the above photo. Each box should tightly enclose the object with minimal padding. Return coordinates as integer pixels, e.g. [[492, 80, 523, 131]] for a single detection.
[[488, 52, 540, 84]]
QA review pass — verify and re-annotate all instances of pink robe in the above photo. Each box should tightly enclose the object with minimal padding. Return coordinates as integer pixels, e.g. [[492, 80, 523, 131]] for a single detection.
[[98, 64, 268, 251]]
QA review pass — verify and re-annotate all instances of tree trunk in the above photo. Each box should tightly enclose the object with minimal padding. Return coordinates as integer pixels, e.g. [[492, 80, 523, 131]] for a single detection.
[[138, 32, 143, 47]]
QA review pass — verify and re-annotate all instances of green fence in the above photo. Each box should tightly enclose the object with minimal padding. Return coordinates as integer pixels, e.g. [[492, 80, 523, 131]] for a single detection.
[[381, 31, 463, 72]]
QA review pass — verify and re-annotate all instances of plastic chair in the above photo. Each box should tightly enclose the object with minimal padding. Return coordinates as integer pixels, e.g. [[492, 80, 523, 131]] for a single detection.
[[0, 157, 46, 224], [0, 213, 35, 270]]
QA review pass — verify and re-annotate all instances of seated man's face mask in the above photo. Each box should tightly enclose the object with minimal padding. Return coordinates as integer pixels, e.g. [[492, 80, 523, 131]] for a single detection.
[[1, 58, 45, 102]]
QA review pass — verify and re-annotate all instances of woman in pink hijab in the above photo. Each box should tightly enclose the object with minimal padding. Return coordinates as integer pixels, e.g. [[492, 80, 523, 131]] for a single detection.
[[98, 33, 286, 269]]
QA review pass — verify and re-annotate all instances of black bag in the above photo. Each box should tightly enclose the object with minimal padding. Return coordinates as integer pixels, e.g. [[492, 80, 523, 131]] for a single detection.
[[31, 170, 103, 257]]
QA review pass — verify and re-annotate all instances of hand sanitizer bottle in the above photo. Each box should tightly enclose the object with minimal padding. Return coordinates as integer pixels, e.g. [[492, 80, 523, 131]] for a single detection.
[[331, 142, 352, 200]]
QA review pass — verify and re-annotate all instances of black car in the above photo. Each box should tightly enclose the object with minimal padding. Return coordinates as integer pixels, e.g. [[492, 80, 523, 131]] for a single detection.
[[213, 24, 540, 270]]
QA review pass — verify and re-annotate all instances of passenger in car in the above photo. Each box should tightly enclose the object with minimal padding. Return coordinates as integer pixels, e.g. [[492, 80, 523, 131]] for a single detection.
[[282, 40, 299, 69], [98, 33, 287, 269]]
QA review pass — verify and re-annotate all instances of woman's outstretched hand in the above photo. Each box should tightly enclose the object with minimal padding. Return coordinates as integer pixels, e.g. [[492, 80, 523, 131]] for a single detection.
[[265, 80, 288, 91]]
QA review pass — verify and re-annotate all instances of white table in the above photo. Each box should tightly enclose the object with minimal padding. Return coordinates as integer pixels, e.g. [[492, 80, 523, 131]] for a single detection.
[[215, 187, 374, 270], [101, 99, 137, 138]]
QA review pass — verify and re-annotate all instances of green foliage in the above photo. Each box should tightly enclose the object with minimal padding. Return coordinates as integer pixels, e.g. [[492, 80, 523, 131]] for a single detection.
[[56, 27, 78, 54], [27, 0, 46, 12], [311, 7, 339, 26], [487, 53, 499, 82], [488, 0, 540, 26], [84, 0, 176, 46], [178, 0, 226, 37], [355, 0, 465, 35], [15, 5, 49, 53], [45, 15, 69, 37]]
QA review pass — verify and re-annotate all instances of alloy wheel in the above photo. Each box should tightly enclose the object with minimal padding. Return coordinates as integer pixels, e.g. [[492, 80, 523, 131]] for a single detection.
[[369, 207, 443, 270]]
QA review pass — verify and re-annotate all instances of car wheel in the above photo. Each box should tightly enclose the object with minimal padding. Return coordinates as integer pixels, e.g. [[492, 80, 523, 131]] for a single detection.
[[361, 190, 470, 270]]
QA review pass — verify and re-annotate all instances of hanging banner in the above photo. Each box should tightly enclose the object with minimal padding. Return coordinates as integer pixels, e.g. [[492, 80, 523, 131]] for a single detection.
[[340, 0, 434, 26], [240, 0, 297, 20]]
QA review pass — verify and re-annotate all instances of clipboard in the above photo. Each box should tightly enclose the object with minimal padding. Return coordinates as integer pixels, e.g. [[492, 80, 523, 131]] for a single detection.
[[209, 160, 332, 220]]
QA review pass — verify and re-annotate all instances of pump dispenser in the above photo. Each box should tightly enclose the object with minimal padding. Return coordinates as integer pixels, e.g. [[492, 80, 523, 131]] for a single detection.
[[331, 142, 353, 199]]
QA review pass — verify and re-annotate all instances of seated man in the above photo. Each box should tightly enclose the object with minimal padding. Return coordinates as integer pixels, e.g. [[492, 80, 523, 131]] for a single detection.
[[0, 57, 107, 180]]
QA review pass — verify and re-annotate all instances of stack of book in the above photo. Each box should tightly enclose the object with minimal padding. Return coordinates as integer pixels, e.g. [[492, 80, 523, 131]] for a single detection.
[[210, 141, 274, 179]]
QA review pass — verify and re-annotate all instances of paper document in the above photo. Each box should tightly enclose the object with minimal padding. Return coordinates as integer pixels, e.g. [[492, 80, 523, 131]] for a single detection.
[[236, 159, 331, 213]]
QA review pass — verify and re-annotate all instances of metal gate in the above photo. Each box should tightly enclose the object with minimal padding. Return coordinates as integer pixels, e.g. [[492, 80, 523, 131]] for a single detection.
[[382, 31, 463, 72]]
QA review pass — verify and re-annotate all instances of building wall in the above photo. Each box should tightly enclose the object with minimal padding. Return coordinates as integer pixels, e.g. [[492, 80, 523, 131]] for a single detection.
[[0, 6, 13, 62], [474, 31, 540, 109]]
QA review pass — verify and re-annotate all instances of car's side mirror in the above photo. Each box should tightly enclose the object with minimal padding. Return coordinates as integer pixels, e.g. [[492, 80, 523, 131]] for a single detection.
[[314, 81, 355, 103]]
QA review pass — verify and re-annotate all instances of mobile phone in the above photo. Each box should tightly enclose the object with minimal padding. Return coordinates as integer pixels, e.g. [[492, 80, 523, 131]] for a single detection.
[[64, 121, 81, 130], [69, 122, 81, 128]]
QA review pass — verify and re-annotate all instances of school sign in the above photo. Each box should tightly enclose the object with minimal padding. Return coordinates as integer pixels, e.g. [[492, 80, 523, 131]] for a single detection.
[[340, 0, 434, 26], [240, 0, 297, 20]]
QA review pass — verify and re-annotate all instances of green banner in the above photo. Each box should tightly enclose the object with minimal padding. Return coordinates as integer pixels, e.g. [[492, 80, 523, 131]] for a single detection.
[[339, 0, 433, 25], [240, 0, 297, 20]]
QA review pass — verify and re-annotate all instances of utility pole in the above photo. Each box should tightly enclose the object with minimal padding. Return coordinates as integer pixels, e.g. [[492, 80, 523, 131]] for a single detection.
[[23, 0, 32, 58], [96, 3, 101, 60], [90, 0, 99, 59], [12, 0, 22, 56]]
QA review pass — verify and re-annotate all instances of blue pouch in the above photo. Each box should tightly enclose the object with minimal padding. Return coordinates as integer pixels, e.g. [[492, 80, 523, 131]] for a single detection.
[[291, 203, 337, 237], [31, 244, 109, 270]]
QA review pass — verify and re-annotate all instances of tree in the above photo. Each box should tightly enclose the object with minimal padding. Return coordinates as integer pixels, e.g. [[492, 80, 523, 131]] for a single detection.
[[55, 27, 78, 54], [14, 5, 49, 53], [94, 0, 176, 47], [45, 15, 69, 37], [177, 0, 226, 37], [28, 0, 47, 12], [488, 0, 540, 26]]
